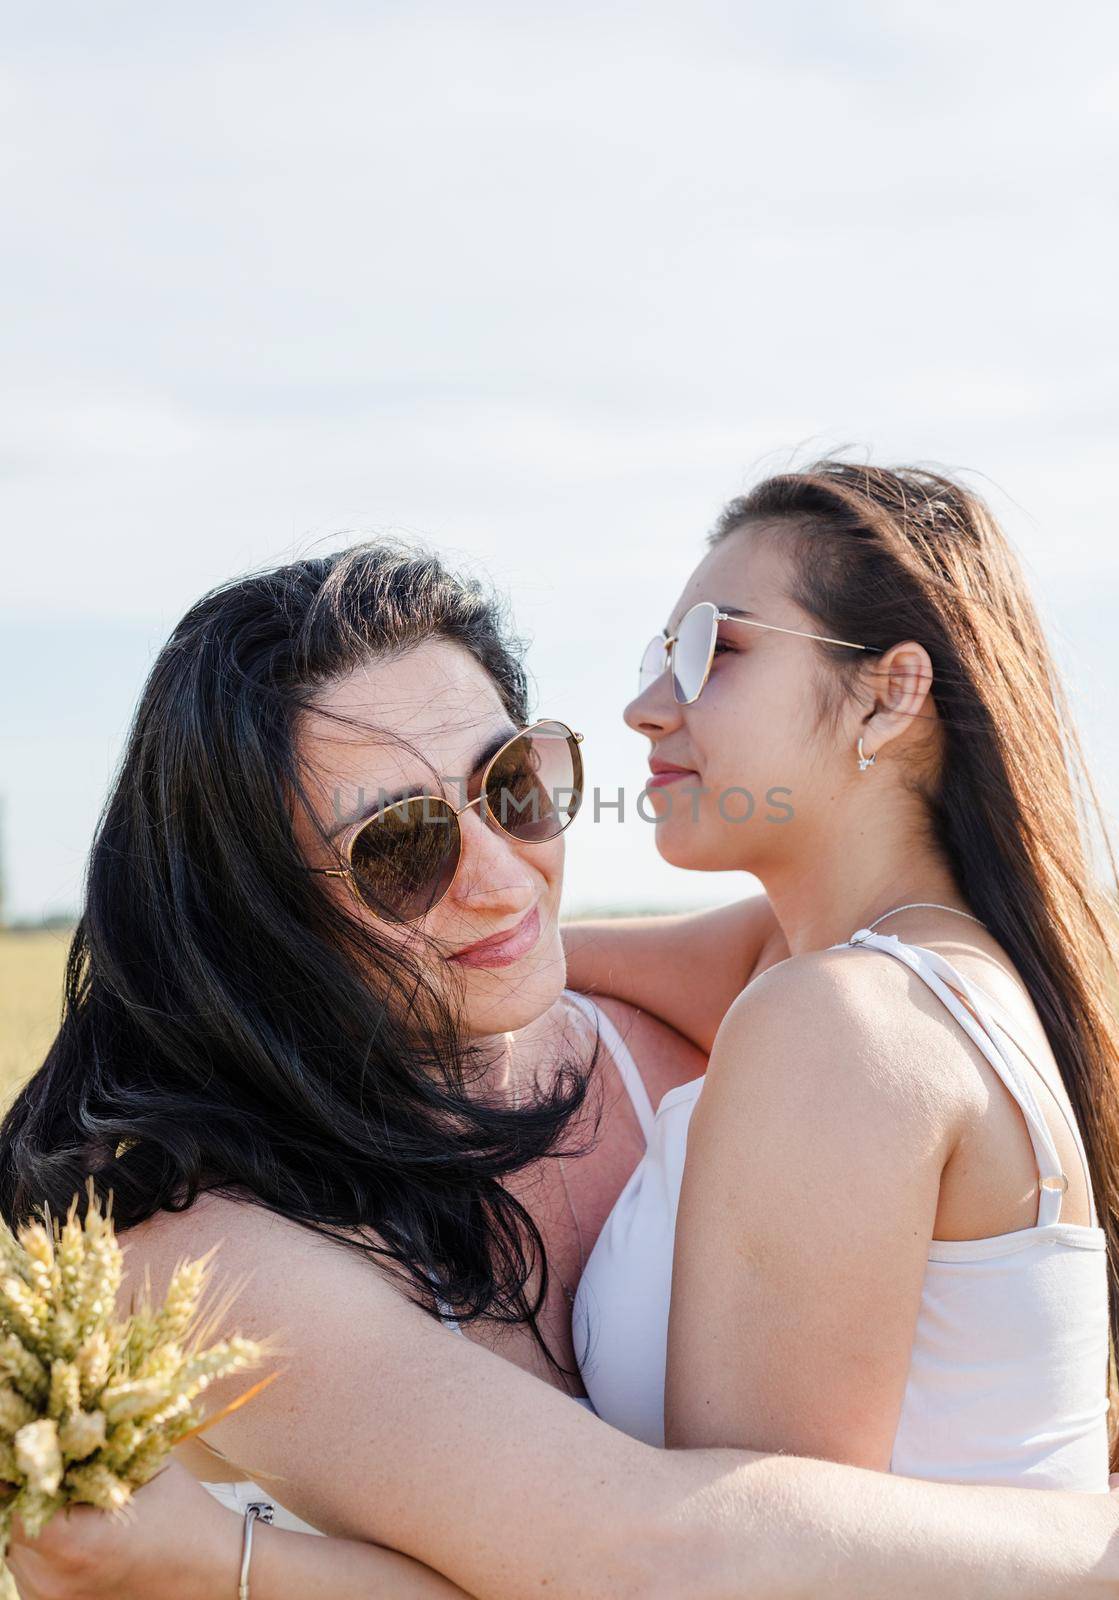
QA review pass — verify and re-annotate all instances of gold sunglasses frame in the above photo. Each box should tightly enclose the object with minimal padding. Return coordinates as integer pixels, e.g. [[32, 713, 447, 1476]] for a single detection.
[[641, 601, 881, 705], [306, 717, 585, 924]]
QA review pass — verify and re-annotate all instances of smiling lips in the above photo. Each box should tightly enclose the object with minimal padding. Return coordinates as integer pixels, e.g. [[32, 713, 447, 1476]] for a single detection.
[[448, 905, 542, 968]]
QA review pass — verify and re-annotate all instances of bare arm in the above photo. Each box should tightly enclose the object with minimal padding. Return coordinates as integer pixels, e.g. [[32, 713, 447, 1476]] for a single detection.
[[252, 1525, 469, 1599], [83, 1194, 1118, 1600], [4, 1457, 471, 1600], [561, 894, 787, 1053], [666, 953, 946, 1465], [9, 1445, 1119, 1600], [253, 1529, 468, 1598]]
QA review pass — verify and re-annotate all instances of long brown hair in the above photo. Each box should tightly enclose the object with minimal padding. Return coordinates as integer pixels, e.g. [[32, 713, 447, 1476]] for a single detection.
[[712, 459, 1119, 1464]]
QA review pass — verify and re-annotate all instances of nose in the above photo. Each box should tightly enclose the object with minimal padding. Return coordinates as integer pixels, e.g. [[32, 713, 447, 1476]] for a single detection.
[[448, 803, 537, 914], [624, 668, 684, 740]]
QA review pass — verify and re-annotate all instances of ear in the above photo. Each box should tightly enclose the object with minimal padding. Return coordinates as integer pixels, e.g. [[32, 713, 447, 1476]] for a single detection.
[[857, 640, 935, 761]]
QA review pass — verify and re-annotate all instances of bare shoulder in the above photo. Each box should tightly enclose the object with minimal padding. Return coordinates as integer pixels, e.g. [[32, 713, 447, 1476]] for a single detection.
[[121, 1189, 312, 1282], [706, 944, 973, 1135], [117, 1190, 419, 1342], [585, 992, 707, 1106]]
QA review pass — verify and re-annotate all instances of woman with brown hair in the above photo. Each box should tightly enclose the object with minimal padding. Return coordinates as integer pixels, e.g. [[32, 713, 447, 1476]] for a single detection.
[[575, 460, 1115, 1486]]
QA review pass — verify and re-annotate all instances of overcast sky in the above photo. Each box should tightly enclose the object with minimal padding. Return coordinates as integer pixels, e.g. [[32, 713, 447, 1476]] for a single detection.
[[3, 1, 1117, 920]]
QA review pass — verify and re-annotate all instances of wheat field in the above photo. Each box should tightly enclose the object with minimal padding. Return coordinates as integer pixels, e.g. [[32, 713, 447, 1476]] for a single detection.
[[1, 929, 71, 1597], [0, 929, 71, 1110]]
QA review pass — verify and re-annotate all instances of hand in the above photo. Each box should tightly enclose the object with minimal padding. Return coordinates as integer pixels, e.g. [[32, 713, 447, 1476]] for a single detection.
[[4, 1455, 242, 1600]]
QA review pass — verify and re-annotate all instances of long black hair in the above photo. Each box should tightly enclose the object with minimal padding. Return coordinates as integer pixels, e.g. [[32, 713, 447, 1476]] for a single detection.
[[0, 540, 595, 1347]]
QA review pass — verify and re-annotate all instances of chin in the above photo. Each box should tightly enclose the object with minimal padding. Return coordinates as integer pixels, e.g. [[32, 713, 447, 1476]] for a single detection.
[[463, 936, 567, 1035], [652, 815, 736, 872]]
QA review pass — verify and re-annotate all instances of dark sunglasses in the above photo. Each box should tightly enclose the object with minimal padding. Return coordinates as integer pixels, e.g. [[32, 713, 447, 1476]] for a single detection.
[[306, 719, 584, 924]]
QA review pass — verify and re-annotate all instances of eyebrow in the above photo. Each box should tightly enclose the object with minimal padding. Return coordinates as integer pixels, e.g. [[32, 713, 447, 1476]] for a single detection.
[[664, 601, 757, 634], [328, 723, 519, 839]]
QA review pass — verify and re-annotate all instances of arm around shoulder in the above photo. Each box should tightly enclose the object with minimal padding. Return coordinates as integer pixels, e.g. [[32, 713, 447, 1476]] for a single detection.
[[115, 1187, 1119, 1600], [561, 894, 787, 1052]]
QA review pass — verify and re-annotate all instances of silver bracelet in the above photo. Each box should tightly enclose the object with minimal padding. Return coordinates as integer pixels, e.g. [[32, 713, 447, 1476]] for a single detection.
[[239, 1501, 275, 1600]]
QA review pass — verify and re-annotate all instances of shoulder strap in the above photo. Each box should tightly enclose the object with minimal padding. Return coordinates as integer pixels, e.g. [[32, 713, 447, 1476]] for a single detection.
[[962, 981, 1098, 1227], [840, 929, 1079, 1226], [562, 990, 656, 1144]]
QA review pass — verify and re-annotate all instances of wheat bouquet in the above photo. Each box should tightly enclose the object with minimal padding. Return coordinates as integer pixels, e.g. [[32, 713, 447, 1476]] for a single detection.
[[0, 1179, 267, 1563]]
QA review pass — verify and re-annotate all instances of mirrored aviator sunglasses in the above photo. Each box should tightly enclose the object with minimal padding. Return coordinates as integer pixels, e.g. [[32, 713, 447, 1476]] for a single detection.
[[311, 719, 585, 925]]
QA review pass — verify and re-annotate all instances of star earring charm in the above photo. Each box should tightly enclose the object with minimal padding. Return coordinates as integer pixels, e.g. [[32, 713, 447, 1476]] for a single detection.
[[856, 736, 877, 771]]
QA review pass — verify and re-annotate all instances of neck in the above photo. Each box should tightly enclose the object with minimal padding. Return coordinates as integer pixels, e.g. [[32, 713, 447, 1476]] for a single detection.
[[472, 1002, 566, 1102], [760, 789, 967, 956], [471, 1029, 518, 1098]]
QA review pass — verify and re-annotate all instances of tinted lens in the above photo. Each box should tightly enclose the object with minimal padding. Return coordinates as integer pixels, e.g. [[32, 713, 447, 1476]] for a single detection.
[[349, 796, 460, 923], [639, 634, 669, 694], [672, 603, 717, 703], [484, 722, 583, 842]]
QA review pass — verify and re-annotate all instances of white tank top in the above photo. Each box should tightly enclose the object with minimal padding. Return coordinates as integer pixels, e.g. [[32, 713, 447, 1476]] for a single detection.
[[572, 929, 1111, 1488], [198, 991, 643, 1531]]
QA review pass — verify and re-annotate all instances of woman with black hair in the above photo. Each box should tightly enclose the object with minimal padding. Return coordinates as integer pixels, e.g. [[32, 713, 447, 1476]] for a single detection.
[[3, 535, 1118, 1598]]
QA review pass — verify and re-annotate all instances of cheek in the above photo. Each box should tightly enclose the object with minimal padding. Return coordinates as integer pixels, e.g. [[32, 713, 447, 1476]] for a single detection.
[[686, 691, 767, 787], [681, 709, 810, 827], [524, 836, 565, 902], [697, 662, 817, 768]]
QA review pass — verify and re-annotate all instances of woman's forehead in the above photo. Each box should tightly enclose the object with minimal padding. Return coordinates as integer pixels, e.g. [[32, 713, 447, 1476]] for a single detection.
[[667, 532, 781, 632], [300, 639, 511, 792]]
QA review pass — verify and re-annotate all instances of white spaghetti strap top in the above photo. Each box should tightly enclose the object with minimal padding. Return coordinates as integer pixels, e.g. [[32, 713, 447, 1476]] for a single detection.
[[842, 928, 1109, 1486], [573, 928, 1111, 1487], [561, 989, 657, 1142], [845, 929, 1097, 1230]]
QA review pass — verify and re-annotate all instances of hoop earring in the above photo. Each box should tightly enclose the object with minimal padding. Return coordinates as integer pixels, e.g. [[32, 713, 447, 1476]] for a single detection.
[[856, 735, 877, 771]]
